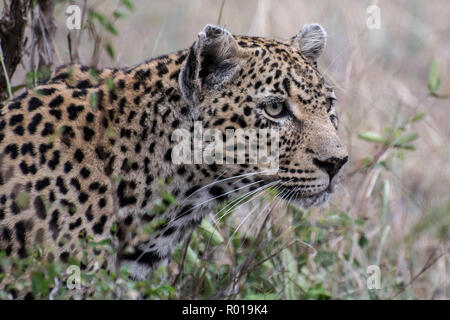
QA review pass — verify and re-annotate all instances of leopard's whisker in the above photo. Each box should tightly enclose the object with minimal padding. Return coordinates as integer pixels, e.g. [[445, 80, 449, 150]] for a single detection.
[[222, 179, 293, 254], [214, 186, 284, 264], [243, 184, 293, 238], [191, 180, 282, 269], [215, 179, 280, 222], [176, 179, 278, 221], [227, 186, 290, 254], [180, 169, 279, 204]]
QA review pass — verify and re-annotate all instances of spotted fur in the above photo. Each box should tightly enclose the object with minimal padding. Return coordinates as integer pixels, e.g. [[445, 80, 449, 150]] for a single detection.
[[0, 24, 348, 298]]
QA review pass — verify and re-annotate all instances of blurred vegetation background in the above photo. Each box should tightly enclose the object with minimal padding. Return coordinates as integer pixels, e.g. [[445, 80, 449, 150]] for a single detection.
[[1, 0, 449, 299]]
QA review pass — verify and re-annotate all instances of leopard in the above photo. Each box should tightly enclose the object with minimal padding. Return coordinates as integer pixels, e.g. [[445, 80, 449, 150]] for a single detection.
[[0, 24, 348, 298]]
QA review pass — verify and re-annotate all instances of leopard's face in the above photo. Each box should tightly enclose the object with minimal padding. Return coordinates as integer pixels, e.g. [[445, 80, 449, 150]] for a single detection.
[[181, 25, 348, 208]]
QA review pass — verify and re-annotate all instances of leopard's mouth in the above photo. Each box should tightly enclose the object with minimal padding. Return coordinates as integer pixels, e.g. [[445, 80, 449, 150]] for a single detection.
[[258, 174, 341, 208], [270, 180, 340, 208], [278, 189, 330, 208]]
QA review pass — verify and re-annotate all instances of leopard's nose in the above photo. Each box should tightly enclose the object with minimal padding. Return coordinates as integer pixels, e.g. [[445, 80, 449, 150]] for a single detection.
[[313, 156, 348, 181]]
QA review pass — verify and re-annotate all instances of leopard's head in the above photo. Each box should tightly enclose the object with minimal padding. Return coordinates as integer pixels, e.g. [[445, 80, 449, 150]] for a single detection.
[[179, 24, 348, 207]]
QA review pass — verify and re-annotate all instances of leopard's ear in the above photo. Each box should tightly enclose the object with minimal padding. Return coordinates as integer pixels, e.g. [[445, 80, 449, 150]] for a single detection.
[[179, 25, 242, 107], [291, 24, 327, 63]]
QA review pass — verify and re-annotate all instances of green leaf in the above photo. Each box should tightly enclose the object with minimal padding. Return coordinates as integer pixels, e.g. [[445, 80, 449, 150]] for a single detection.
[[154, 284, 176, 296], [153, 199, 167, 214], [305, 283, 331, 300], [105, 42, 115, 60], [89, 92, 98, 109], [428, 59, 440, 93], [410, 112, 426, 123], [184, 246, 200, 267], [198, 219, 224, 246], [357, 131, 386, 144], [90, 11, 105, 24], [203, 273, 214, 297], [393, 133, 419, 146], [341, 213, 352, 225], [90, 11, 118, 35], [105, 77, 115, 91], [15, 192, 30, 210], [396, 150, 405, 160], [314, 251, 337, 268], [113, 174, 123, 182], [105, 23, 118, 36], [358, 234, 368, 248], [88, 238, 112, 247], [162, 191, 177, 205], [398, 145, 415, 151], [11, 84, 27, 94], [113, 10, 125, 19], [121, 0, 135, 10], [106, 128, 117, 138], [31, 271, 49, 296], [89, 68, 99, 80]]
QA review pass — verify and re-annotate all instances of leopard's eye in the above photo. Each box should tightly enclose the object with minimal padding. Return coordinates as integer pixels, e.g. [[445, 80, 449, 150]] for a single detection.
[[263, 100, 288, 118]]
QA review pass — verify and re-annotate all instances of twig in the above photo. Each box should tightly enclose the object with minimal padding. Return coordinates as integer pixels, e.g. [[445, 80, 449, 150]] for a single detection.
[[430, 91, 450, 99], [67, 33, 74, 64], [250, 240, 297, 271], [215, 209, 272, 299], [191, 267, 208, 299], [77, 0, 88, 45], [88, 19, 101, 68], [171, 231, 193, 287], [347, 144, 389, 178], [0, 0, 30, 99], [151, 18, 167, 59], [36, 0, 55, 67], [389, 247, 447, 299], [217, 0, 226, 25], [212, 216, 236, 266], [0, 42, 12, 99], [71, 0, 87, 64]]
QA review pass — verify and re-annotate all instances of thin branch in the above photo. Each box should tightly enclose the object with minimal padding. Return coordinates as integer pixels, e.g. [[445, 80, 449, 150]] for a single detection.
[[171, 231, 193, 288], [430, 91, 450, 99], [347, 144, 389, 178], [213, 209, 273, 299], [0, 0, 30, 99], [191, 267, 208, 299], [0, 42, 12, 99], [217, 0, 226, 25], [250, 240, 297, 271], [67, 33, 74, 65], [389, 247, 447, 299]]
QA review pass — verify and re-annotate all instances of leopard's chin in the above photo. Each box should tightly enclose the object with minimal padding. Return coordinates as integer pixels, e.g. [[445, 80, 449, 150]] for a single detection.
[[269, 181, 332, 209], [288, 190, 330, 208]]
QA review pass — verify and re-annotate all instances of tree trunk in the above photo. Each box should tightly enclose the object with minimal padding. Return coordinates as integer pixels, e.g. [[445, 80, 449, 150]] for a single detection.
[[0, 0, 31, 100], [0, 0, 56, 101]]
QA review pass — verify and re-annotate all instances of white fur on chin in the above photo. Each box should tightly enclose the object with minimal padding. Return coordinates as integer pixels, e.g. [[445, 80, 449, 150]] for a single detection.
[[292, 191, 330, 209]]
